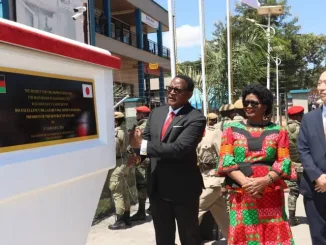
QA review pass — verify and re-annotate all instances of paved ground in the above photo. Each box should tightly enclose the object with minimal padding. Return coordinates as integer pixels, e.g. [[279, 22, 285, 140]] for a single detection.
[[86, 194, 311, 245]]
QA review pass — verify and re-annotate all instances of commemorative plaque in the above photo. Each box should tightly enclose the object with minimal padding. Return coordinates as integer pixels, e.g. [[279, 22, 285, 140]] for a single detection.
[[0, 67, 98, 152]]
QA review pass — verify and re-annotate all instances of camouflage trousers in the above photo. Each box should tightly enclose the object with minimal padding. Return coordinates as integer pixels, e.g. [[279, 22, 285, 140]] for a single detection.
[[285, 163, 303, 211], [219, 180, 230, 213], [127, 167, 138, 204], [108, 159, 131, 215], [222, 190, 230, 213], [135, 160, 149, 200]]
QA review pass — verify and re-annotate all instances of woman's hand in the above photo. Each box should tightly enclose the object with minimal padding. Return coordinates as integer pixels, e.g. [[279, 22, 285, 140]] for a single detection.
[[242, 178, 263, 198], [242, 177, 270, 198]]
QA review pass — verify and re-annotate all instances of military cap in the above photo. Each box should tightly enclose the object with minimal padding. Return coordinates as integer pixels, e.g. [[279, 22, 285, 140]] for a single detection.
[[207, 113, 218, 120], [287, 106, 304, 115], [114, 111, 125, 119], [219, 104, 235, 112], [136, 106, 151, 113], [233, 99, 243, 109]]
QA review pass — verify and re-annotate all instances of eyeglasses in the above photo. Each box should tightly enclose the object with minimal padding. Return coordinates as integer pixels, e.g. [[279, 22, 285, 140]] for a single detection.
[[166, 86, 189, 94], [243, 100, 260, 108]]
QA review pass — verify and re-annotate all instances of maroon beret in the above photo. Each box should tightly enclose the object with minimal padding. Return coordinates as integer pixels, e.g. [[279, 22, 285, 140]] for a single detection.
[[287, 106, 304, 115], [136, 106, 151, 113]]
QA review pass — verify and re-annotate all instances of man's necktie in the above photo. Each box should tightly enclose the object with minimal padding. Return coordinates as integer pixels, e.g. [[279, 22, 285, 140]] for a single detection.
[[161, 112, 175, 140]]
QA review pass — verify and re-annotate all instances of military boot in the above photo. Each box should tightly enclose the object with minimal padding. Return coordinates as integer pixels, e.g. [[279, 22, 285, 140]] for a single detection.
[[123, 211, 131, 226], [108, 215, 127, 230], [131, 199, 146, 221], [288, 210, 299, 227]]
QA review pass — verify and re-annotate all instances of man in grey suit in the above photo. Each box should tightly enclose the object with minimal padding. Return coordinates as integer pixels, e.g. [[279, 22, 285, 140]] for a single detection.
[[298, 71, 326, 245], [130, 75, 206, 245]]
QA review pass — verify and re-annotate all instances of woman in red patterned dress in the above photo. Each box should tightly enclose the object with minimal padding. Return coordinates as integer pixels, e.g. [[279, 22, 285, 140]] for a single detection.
[[217, 84, 297, 245]]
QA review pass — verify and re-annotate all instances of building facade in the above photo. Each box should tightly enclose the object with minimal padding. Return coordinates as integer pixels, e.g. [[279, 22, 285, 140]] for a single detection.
[[92, 0, 170, 106], [289, 89, 311, 113], [1, 0, 170, 106]]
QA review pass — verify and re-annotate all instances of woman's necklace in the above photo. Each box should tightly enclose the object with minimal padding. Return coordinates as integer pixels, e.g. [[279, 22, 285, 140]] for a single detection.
[[247, 119, 270, 127]]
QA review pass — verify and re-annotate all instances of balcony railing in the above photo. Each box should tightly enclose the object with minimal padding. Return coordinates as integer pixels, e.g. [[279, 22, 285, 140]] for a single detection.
[[162, 47, 170, 60], [95, 15, 170, 60], [143, 38, 158, 56]]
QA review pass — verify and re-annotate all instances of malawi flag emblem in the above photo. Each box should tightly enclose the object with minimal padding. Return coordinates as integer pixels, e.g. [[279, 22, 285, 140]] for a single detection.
[[0, 75, 6, 93]]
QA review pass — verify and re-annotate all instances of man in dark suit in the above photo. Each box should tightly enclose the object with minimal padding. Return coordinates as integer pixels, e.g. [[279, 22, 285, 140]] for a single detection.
[[130, 75, 206, 245], [298, 71, 326, 245]]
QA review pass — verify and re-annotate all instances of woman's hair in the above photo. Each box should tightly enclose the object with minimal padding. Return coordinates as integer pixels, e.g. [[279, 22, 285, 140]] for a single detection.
[[242, 83, 274, 116]]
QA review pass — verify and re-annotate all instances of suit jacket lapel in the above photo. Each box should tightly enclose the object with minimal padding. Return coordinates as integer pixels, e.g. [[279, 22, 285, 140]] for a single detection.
[[316, 106, 326, 153], [161, 104, 191, 142]]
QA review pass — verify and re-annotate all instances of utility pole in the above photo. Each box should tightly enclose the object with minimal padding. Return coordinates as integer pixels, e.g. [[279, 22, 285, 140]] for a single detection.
[[199, 0, 207, 116], [226, 0, 233, 104], [167, 0, 176, 78]]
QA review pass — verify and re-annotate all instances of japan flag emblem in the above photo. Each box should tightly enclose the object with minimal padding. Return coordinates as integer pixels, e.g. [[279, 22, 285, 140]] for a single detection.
[[82, 84, 93, 98]]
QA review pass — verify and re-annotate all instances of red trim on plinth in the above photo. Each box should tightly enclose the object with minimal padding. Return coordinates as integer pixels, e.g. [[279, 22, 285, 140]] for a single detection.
[[0, 20, 121, 70]]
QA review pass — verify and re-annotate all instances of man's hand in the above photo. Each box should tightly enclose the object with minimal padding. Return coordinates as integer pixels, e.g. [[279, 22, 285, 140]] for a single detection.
[[127, 153, 141, 167], [129, 128, 143, 148], [315, 174, 326, 193], [242, 177, 269, 198]]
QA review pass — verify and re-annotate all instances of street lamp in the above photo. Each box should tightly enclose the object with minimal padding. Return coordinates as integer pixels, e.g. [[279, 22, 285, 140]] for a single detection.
[[246, 5, 284, 89], [246, 18, 276, 35], [246, 17, 276, 90], [258, 5, 283, 90], [272, 56, 282, 125]]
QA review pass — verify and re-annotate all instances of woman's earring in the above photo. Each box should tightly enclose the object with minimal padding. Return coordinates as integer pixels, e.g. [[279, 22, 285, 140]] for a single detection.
[[263, 112, 271, 121]]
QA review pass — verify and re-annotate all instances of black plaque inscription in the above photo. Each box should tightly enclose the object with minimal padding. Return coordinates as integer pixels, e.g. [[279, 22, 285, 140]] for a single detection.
[[0, 67, 98, 151]]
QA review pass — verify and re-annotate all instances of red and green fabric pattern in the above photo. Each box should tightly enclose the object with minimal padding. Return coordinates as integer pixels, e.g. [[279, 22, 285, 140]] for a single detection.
[[228, 190, 295, 245], [0, 79, 6, 93], [217, 121, 296, 245], [217, 121, 296, 180]]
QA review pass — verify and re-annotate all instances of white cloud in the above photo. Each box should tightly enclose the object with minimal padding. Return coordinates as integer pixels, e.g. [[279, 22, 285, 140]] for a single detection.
[[163, 25, 201, 49]]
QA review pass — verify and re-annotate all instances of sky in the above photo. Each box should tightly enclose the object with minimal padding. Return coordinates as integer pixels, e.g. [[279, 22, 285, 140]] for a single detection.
[[149, 0, 326, 62]]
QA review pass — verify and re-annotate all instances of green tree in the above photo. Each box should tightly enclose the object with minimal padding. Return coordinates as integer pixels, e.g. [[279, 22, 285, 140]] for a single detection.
[[235, 0, 326, 90], [177, 19, 270, 108], [177, 20, 269, 108], [178, 0, 326, 108], [208, 18, 276, 102]]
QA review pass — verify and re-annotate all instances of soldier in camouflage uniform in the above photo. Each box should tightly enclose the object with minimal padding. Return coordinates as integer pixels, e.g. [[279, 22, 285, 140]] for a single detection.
[[129, 106, 151, 221], [215, 104, 236, 131], [285, 106, 304, 227], [108, 112, 131, 230], [233, 99, 247, 122], [197, 113, 229, 238], [216, 104, 236, 213]]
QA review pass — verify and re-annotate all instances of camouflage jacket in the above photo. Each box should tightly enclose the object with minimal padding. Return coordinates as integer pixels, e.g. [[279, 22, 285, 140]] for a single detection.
[[197, 125, 221, 165], [286, 119, 301, 163], [128, 119, 150, 167], [115, 126, 127, 157], [127, 119, 147, 153], [233, 115, 245, 122], [215, 117, 232, 131], [137, 119, 148, 131]]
